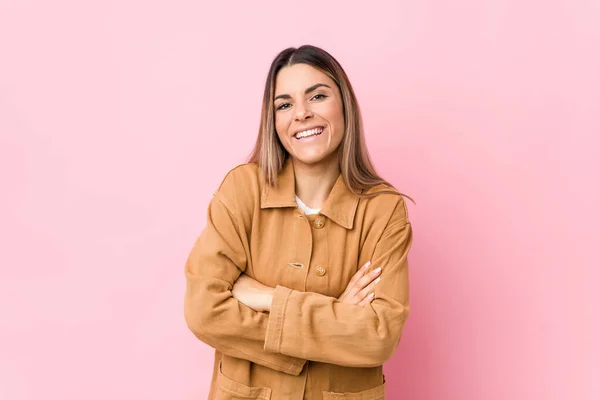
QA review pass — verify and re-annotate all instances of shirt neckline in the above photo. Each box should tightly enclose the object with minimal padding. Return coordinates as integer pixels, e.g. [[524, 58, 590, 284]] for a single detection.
[[295, 195, 321, 215]]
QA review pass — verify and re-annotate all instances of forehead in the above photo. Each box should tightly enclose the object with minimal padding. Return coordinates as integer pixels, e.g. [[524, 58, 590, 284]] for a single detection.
[[274, 63, 337, 94]]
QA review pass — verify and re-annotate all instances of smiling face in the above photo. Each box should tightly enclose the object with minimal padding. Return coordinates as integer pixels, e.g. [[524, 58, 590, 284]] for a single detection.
[[273, 63, 345, 167]]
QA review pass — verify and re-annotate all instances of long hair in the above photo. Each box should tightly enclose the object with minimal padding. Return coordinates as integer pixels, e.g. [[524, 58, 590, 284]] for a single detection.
[[247, 45, 413, 202]]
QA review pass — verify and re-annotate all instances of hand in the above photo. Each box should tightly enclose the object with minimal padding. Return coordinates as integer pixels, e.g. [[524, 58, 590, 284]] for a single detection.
[[232, 274, 274, 313], [338, 261, 381, 307]]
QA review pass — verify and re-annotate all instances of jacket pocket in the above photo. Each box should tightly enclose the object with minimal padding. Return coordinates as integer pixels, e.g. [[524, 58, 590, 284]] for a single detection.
[[322, 380, 386, 400], [215, 361, 272, 400]]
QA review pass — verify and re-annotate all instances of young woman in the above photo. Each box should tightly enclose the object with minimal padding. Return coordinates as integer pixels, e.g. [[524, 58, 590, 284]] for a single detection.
[[184, 45, 413, 400]]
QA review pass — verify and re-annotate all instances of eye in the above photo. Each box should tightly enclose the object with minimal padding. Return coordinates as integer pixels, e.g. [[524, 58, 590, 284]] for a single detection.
[[276, 103, 291, 111], [311, 93, 328, 101]]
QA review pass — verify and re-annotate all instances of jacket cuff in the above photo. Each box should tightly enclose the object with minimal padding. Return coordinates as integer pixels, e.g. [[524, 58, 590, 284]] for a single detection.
[[264, 285, 292, 354]]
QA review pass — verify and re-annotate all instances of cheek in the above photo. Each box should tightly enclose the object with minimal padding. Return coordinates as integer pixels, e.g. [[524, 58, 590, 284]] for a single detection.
[[327, 104, 345, 135], [275, 114, 290, 138], [274, 115, 292, 149], [316, 99, 343, 124]]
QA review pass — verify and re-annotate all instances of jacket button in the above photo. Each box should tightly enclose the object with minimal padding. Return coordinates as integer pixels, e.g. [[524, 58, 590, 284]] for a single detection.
[[314, 216, 325, 229], [316, 266, 327, 276]]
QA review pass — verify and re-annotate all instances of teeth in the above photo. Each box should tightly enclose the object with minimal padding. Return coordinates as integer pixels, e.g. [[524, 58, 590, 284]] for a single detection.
[[295, 127, 324, 139]]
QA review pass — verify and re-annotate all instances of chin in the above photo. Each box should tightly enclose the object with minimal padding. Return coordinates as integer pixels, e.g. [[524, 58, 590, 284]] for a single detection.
[[291, 149, 338, 165]]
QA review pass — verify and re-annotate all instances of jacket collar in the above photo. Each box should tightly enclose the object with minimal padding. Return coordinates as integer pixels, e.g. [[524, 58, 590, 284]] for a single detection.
[[260, 157, 360, 229]]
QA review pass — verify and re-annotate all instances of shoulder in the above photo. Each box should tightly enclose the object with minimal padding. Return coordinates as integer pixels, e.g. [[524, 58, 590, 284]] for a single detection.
[[217, 162, 260, 190], [214, 162, 261, 214], [361, 183, 410, 227]]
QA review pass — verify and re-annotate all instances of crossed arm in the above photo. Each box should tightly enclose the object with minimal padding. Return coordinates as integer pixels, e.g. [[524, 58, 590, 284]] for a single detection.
[[231, 260, 381, 313], [184, 192, 412, 374]]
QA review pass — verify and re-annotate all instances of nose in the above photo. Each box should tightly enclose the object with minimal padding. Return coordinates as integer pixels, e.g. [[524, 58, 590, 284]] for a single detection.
[[294, 102, 314, 121]]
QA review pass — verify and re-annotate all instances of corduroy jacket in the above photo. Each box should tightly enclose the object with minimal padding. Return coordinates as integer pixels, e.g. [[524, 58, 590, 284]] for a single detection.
[[184, 157, 412, 400]]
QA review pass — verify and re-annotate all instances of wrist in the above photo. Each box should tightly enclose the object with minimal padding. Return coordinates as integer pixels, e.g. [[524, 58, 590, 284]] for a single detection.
[[263, 287, 274, 312]]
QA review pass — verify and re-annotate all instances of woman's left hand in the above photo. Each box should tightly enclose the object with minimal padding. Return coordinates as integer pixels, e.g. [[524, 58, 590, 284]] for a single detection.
[[232, 274, 274, 313]]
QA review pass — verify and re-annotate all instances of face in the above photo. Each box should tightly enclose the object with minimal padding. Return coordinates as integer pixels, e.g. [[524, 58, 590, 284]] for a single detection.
[[273, 63, 345, 167]]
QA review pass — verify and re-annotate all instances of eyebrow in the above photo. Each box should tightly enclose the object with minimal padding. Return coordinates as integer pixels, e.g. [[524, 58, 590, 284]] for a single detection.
[[274, 83, 332, 101]]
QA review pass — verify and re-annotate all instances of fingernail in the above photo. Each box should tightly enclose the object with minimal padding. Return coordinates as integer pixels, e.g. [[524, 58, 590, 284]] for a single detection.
[[363, 261, 372, 269], [374, 277, 381, 284], [374, 267, 382, 274], [369, 292, 375, 298]]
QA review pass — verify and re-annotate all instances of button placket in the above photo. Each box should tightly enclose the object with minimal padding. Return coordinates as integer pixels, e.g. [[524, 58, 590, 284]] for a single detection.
[[289, 207, 313, 292]]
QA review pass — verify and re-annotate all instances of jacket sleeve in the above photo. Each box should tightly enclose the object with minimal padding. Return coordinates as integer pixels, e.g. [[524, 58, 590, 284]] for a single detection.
[[183, 186, 307, 376], [263, 198, 412, 367]]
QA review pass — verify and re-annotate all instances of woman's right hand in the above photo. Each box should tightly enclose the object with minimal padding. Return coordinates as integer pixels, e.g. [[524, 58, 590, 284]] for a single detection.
[[338, 261, 382, 307]]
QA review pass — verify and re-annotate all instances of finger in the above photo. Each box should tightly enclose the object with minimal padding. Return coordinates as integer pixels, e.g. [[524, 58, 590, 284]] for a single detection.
[[358, 292, 375, 307], [347, 261, 371, 289], [357, 276, 381, 300], [353, 267, 382, 293]]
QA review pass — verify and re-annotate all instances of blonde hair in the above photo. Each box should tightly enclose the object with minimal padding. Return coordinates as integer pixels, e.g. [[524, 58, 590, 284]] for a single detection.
[[247, 45, 413, 202]]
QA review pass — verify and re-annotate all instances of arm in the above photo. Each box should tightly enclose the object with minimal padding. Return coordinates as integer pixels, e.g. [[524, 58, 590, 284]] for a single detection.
[[183, 191, 306, 375], [233, 260, 382, 313], [263, 198, 413, 367]]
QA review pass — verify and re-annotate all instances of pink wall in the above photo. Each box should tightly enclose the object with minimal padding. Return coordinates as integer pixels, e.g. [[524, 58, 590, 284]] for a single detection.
[[1, 1, 598, 399]]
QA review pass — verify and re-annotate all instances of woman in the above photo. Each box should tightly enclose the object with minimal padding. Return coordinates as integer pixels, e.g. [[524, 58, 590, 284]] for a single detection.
[[184, 45, 413, 400]]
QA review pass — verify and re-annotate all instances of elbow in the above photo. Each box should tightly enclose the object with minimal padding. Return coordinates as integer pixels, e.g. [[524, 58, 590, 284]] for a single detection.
[[184, 299, 207, 342], [378, 329, 405, 364], [183, 292, 220, 345], [184, 277, 234, 344], [348, 333, 401, 368], [365, 330, 405, 366], [370, 307, 410, 365]]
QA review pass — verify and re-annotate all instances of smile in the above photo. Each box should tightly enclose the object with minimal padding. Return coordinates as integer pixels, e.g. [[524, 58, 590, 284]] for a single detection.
[[294, 126, 325, 140]]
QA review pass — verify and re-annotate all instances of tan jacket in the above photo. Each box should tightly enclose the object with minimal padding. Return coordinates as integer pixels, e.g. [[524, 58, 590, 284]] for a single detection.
[[184, 157, 412, 400]]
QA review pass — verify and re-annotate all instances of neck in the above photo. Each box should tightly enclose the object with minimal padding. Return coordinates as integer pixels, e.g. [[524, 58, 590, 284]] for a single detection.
[[292, 154, 340, 210]]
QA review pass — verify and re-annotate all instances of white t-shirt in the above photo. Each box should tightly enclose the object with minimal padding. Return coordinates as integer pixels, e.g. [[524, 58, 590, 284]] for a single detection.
[[295, 195, 321, 215]]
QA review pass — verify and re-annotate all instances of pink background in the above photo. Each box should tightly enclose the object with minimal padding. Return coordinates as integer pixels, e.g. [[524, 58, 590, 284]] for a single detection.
[[1, 1, 598, 399]]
